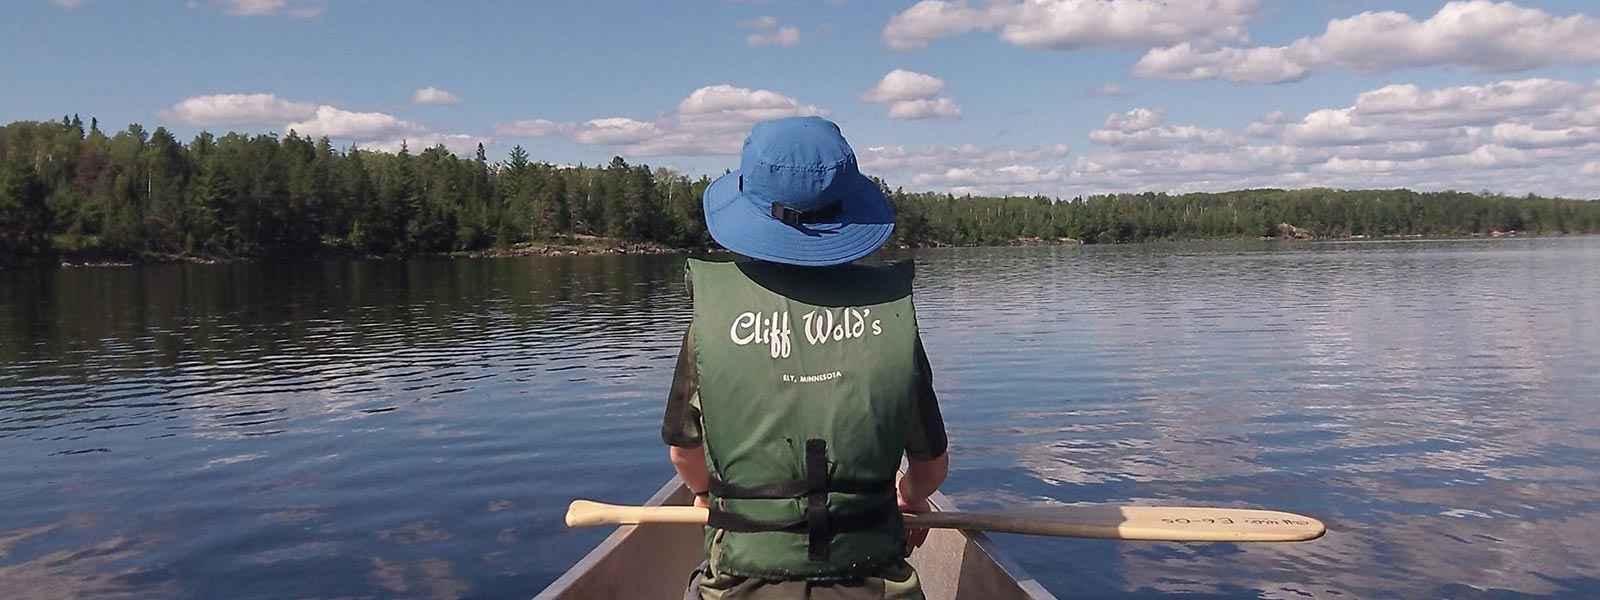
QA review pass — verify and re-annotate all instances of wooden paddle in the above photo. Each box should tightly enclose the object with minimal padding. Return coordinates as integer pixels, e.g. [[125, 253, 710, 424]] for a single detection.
[[565, 500, 1325, 542]]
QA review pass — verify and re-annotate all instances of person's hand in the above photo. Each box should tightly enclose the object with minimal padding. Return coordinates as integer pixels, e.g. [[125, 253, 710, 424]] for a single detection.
[[898, 493, 931, 557], [693, 493, 710, 509]]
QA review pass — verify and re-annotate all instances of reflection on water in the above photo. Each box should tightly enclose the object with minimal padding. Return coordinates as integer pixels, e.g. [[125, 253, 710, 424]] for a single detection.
[[3, 238, 1599, 599]]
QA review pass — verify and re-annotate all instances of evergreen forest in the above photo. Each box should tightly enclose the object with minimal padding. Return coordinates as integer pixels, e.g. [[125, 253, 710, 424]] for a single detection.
[[3, 117, 1598, 261]]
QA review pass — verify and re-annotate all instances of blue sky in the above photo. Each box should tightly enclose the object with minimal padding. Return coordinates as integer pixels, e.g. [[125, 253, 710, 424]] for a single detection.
[[4, 0, 1598, 198]]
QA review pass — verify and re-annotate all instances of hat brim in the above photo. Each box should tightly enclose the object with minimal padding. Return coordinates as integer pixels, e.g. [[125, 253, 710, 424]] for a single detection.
[[702, 170, 895, 267]]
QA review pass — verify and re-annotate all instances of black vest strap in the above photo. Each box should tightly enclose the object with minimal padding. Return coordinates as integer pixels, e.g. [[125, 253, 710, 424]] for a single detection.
[[805, 439, 830, 561], [705, 439, 898, 561], [706, 498, 897, 535], [707, 476, 893, 499]]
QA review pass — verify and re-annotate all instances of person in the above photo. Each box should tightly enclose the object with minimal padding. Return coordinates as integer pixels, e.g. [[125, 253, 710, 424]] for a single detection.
[[661, 116, 949, 600]]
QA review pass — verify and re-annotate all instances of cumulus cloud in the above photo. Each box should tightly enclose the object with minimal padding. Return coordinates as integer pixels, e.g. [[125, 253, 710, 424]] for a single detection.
[[740, 15, 801, 47], [360, 133, 489, 156], [747, 26, 801, 47], [409, 86, 460, 106], [490, 119, 563, 138], [1135, 1, 1600, 83], [1071, 77, 1600, 197], [566, 118, 664, 146], [1133, 43, 1309, 83], [1350, 79, 1585, 127], [861, 70, 962, 120], [886, 98, 962, 120], [860, 77, 1600, 199], [862, 70, 945, 103], [162, 93, 482, 156], [1090, 83, 1132, 97], [490, 84, 827, 156], [285, 106, 429, 141], [882, 0, 1258, 51], [223, 0, 285, 15], [162, 93, 318, 127], [859, 143, 1072, 196], [1089, 108, 1239, 149], [219, 0, 323, 17]]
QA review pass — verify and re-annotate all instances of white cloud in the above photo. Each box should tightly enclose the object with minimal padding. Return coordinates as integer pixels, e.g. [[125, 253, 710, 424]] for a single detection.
[[163, 92, 482, 157], [218, 0, 325, 18], [1090, 83, 1132, 97], [362, 133, 489, 156], [861, 143, 1070, 171], [1245, 110, 1291, 138], [862, 69, 945, 103], [881, 1, 995, 51], [864, 77, 1600, 199], [52, 0, 87, 7], [1351, 79, 1584, 127], [861, 70, 961, 120], [1133, 43, 1308, 83], [410, 86, 460, 106], [1281, 109, 1390, 147], [1135, 1, 1600, 83], [1087, 107, 1243, 150], [739, 15, 800, 47], [222, 0, 285, 16], [860, 143, 1072, 196], [162, 93, 318, 127], [286, 106, 429, 141], [675, 84, 826, 125], [883, 0, 1258, 52], [491, 85, 827, 157], [1489, 123, 1600, 149], [885, 98, 963, 120], [567, 118, 663, 146], [1099, 108, 1163, 133], [747, 26, 801, 47], [917, 164, 1066, 188], [490, 119, 563, 138]]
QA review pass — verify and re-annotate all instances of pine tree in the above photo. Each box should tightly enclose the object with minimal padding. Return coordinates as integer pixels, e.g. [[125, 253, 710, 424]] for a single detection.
[[0, 153, 54, 255]]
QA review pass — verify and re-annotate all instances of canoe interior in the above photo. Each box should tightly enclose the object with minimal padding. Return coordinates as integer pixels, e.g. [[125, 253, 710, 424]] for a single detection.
[[535, 477, 1056, 600]]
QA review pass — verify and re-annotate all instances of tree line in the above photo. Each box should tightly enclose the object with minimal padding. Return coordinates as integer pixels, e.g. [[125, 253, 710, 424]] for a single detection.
[[2, 117, 1597, 261]]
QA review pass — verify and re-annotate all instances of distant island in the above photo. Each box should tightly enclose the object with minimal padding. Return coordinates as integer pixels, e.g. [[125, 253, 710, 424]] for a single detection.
[[3, 117, 1598, 264]]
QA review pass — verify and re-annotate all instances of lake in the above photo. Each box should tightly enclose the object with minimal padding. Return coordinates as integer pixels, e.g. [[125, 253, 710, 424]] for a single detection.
[[2, 237, 1598, 599]]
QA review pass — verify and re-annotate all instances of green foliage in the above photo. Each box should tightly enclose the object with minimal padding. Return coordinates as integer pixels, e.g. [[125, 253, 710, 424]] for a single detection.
[[1, 118, 1597, 261]]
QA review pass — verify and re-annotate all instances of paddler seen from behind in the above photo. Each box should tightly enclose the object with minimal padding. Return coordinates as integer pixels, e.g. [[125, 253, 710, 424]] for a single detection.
[[661, 116, 951, 599]]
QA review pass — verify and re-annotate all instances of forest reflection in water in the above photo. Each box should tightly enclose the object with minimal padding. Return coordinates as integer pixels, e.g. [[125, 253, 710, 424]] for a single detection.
[[2, 238, 1598, 599]]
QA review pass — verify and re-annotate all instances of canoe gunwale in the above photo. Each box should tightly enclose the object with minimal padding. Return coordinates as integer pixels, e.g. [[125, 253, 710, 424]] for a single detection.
[[534, 476, 1057, 599], [533, 479, 692, 600]]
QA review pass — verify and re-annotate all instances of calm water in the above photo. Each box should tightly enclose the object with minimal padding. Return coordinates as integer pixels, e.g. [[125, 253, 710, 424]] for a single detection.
[[2, 238, 1598, 599]]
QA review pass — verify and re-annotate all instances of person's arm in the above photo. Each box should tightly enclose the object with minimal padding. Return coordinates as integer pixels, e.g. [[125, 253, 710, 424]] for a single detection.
[[663, 325, 712, 508], [898, 335, 948, 554], [669, 445, 712, 508], [896, 452, 949, 508]]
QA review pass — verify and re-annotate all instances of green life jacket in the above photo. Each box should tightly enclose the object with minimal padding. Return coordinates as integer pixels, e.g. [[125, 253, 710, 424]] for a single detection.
[[688, 258, 920, 580]]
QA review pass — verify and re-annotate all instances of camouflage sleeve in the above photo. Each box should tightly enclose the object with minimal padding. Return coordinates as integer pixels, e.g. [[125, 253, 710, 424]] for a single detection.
[[661, 326, 704, 448], [904, 335, 948, 461]]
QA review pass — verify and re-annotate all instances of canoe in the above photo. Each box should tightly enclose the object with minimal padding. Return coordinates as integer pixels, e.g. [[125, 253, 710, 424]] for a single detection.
[[535, 477, 1057, 600]]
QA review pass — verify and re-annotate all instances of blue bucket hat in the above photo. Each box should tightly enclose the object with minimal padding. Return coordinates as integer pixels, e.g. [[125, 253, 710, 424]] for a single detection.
[[702, 116, 895, 267]]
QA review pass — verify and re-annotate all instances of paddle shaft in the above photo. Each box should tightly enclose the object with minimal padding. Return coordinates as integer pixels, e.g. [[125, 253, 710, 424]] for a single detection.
[[565, 500, 1325, 543]]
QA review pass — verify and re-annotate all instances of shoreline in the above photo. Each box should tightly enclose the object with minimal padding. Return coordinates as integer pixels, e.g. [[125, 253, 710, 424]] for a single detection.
[[35, 230, 1564, 268]]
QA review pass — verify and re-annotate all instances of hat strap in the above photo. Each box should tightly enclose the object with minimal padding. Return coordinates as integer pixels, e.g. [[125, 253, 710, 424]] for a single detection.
[[770, 200, 842, 227]]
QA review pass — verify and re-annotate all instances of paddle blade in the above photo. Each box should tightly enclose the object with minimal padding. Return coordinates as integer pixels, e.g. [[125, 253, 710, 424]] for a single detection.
[[564, 500, 1325, 542], [907, 506, 1325, 542]]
